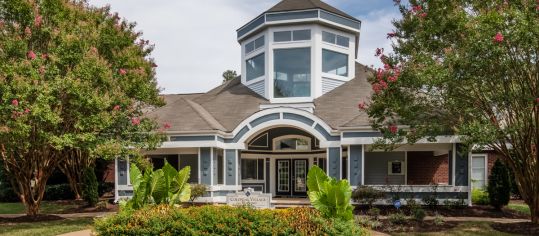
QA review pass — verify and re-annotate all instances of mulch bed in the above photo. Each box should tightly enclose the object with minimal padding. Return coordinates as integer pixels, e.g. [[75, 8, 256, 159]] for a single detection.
[[491, 222, 539, 235], [0, 215, 64, 224], [355, 205, 530, 219], [377, 219, 459, 233]]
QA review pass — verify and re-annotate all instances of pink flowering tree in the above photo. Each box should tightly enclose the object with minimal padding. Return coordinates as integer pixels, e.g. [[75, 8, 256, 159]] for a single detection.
[[0, 0, 165, 216], [363, 0, 539, 223]]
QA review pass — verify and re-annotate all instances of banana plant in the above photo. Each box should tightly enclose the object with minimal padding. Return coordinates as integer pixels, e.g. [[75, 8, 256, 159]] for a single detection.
[[128, 161, 191, 209], [307, 166, 353, 221]]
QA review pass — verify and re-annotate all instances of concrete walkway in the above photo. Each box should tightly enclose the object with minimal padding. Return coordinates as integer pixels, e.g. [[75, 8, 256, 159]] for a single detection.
[[57, 229, 93, 236], [376, 215, 530, 224], [0, 211, 114, 219]]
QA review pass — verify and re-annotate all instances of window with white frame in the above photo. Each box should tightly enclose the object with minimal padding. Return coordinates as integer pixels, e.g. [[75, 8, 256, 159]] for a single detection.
[[274, 47, 311, 98], [322, 49, 348, 76], [388, 161, 404, 175], [274, 29, 311, 42], [246, 53, 265, 81], [322, 31, 350, 48], [241, 159, 264, 181], [245, 35, 265, 54], [274, 136, 310, 151], [472, 155, 487, 189]]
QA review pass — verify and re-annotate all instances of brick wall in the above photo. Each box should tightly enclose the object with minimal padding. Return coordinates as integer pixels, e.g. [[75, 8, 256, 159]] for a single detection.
[[407, 151, 449, 185]]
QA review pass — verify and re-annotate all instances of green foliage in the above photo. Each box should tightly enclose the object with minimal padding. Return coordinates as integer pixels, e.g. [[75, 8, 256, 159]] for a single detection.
[[388, 212, 407, 225], [488, 160, 511, 209], [434, 213, 445, 226], [128, 161, 191, 209], [422, 195, 438, 208], [352, 186, 385, 207], [82, 167, 98, 206], [43, 184, 76, 201], [306, 165, 353, 221], [94, 205, 366, 236], [0, 0, 164, 215], [367, 207, 381, 220], [189, 184, 207, 202], [412, 207, 426, 222], [222, 70, 237, 82], [472, 188, 490, 205]]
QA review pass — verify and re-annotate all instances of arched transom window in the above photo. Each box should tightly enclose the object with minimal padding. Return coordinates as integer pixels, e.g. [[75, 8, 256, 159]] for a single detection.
[[273, 135, 311, 151]]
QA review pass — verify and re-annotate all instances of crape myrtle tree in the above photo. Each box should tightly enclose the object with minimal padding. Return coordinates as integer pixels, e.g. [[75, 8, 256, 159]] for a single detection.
[[361, 0, 539, 223], [0, 0, 166, 216]]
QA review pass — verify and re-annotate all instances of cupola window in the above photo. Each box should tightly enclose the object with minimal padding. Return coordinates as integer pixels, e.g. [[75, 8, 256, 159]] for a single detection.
[[246, 53, 265, 81], [274, 47, 311, 98], [245, 36, 265, 54], [322, 49, 348, 77], [322, 31, 349, 48], [274, 29, 311, 42]]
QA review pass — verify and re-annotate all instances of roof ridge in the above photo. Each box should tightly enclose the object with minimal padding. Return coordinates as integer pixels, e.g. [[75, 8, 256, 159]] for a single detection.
[[184, 98, 227, 131]]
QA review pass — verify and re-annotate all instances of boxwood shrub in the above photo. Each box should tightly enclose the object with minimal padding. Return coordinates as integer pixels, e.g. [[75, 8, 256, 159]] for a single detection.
[[94, 205, 365, 236]]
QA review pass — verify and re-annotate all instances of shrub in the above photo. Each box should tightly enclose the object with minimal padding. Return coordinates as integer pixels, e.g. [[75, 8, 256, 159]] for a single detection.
[[307, 166, 353, 221], [189, 184, 208, 202], [472, 188, 490, 205], [488, 159, 511, 209], [367, 207, 381, 220], [355, 215, 382, 229], [352, 186, 385, 207], [82, 167, 99, 206], [43, 184, 75, 200], [434, 213, 444, 226], [388, 212, 407, 225], [422, 195, 438, 208], [0, 186, 19, 202], [98, 182, 114, 197], [412, 208, 426, 222], [406, 198, 421, 211], [94, 205, 366, 236]]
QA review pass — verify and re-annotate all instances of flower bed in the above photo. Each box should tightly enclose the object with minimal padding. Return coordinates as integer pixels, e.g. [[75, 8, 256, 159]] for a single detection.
[[94, 205, 365, 236]]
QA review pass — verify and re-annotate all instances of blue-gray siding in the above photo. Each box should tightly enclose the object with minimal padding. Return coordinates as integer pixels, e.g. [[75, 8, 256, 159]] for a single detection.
[[455, 144, 469, 186], [200, 147, 212, 185], [328, 147, 341, 179], [315, 124, 340, 141], [349, 145, 363, 186], [266, 10, 318, 22], [364, 152, 405, 185], [322, 77, 345, 94], [283, 113, 315, 126], [320, 10, 361, 29], [246, 80, 265, 97], [170, 136, 215, 142], [250, 113, 280, 128], [225, 149, 237, 185]]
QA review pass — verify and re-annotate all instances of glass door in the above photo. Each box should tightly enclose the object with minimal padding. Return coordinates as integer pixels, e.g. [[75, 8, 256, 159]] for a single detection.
[[276, 160, 291, 196], [292, 159, 308, 196]]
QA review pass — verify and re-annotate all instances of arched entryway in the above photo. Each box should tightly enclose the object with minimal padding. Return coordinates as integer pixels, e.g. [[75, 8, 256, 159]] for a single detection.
[[240, 126, 327, 197]]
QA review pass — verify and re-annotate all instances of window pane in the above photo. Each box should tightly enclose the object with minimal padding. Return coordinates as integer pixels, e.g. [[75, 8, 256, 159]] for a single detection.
[[245, 41, 255, 54], [322, 49, 348, 76], [179, 154, 199, 184], [246, 53, 265, 81], [274, 31, 292, 42], [342, 157, 348, 180], [472, 156, 485, 167], [336, 35, 350, 47], [241, 159, 257, 180], [274, 48, 311, 98], [293, 30, 311, 41], [322, 31, 335, 44], [254, 36, 265, 49]]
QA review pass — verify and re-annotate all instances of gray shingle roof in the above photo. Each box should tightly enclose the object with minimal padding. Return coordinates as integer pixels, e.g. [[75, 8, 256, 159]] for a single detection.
[[149, 62, 373, 133], [266, 0, 359, 22]]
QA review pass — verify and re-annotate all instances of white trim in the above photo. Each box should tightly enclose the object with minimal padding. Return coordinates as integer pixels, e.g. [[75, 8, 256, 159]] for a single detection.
[[387, 160, 405, 176], [347, 145, 351, 180], [210, 148, 214, 186], [198, 148, 201, 184], [236, 149, 240, 186], [114, 157, 118, 202], [404, 151, 408, 185], [452, 143, 456, 185], [363, 185, 468, 193], [341, 135, 462, 145], [468, 151, 473, 206]]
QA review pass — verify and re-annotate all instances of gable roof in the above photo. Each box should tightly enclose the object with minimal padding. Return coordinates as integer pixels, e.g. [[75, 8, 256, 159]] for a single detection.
[[266, 0, 359, 21], [149, 63, 373, 133]]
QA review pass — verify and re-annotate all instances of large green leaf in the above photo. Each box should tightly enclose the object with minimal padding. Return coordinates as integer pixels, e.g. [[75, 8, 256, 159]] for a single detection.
[[307, 165, 330, 193], [129, 163, 142, 190], [151, 169, 166, 204], [171, 166, 191, 203]]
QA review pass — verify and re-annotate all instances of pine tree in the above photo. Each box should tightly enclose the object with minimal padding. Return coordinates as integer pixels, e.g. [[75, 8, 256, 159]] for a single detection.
[[488, 159, 511, 210]]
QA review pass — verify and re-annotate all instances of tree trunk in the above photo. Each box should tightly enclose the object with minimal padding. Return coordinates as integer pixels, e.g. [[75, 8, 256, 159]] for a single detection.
[[58, 149, 92, 200]]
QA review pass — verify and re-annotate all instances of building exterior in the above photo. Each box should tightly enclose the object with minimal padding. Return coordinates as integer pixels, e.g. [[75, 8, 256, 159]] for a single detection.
[[114, 0, 493, 205]]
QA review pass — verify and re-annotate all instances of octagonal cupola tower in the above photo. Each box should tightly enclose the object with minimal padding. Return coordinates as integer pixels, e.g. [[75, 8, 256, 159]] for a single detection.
[[238, 0, 361, 105]]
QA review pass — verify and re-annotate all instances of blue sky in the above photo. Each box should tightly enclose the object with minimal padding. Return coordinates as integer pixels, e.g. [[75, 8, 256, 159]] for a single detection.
[[87, 0, 403, 94]]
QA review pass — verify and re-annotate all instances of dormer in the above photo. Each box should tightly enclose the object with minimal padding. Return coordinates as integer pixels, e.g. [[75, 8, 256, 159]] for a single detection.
[[238, 0, 361, 104]]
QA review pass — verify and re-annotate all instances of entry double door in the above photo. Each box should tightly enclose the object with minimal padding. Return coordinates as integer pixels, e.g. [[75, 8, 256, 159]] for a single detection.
[[276, 159, 308, 196]]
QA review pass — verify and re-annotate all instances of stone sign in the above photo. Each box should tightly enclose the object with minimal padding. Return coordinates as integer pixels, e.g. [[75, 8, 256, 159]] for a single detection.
[[226, 188, 272, 209]]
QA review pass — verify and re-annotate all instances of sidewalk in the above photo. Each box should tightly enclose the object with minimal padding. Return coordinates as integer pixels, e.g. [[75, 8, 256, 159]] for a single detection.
[[376, 215, 530, 224], [0, 211, 114, 219]]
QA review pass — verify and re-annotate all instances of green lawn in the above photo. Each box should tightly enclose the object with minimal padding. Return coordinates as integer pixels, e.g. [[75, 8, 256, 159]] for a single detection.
[[0, 202, 80, 214], [393, 221, 518, 236], [506, 203, 531, 216], [0, 217, 93, 236]]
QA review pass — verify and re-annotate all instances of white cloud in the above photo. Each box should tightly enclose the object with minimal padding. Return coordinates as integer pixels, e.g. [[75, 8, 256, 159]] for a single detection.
[[87, 1, 398, 94], [356, 9, 400, 69]]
